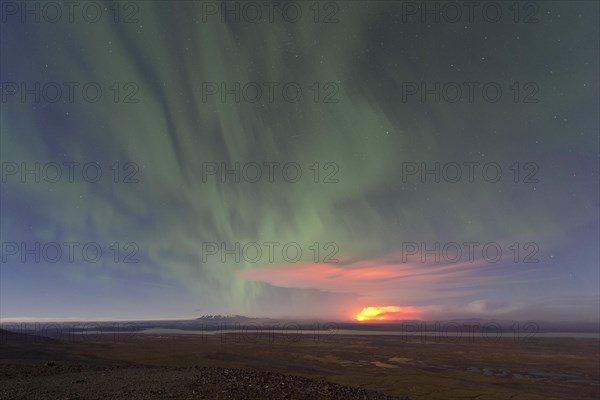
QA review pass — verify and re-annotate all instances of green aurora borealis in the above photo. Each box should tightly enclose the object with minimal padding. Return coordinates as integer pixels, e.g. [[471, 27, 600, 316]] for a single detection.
[[1, 1, 598, 321]]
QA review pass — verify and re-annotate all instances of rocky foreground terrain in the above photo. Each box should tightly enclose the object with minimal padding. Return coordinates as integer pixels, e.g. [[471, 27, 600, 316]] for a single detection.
[[1, 328, 597, 399], [0, 363, 406, 400]]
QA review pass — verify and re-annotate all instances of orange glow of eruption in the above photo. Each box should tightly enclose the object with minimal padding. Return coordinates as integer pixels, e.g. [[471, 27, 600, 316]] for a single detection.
[[354, 306, 420, 321]]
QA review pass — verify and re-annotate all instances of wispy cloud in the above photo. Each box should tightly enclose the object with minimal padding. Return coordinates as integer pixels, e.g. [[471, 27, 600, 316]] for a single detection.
[[237, 252, 597, 321]]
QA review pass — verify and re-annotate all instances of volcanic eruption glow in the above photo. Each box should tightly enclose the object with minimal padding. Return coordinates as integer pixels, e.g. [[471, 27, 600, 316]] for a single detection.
[[354, 306, 421, 321]]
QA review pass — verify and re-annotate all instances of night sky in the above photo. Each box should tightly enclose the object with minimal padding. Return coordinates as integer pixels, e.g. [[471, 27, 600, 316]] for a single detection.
[[1, 1, 598, 322]]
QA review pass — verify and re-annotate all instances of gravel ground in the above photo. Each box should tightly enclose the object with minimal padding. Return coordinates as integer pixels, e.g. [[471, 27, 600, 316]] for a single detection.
[[0, 364, 407, 400]]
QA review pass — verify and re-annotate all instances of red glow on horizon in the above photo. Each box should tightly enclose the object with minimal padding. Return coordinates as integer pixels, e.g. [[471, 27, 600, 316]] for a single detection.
[[354, 306, 421, 322]]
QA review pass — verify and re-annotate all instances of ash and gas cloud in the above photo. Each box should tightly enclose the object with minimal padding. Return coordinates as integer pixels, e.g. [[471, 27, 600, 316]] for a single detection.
[[1, 2, 598, 321]]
